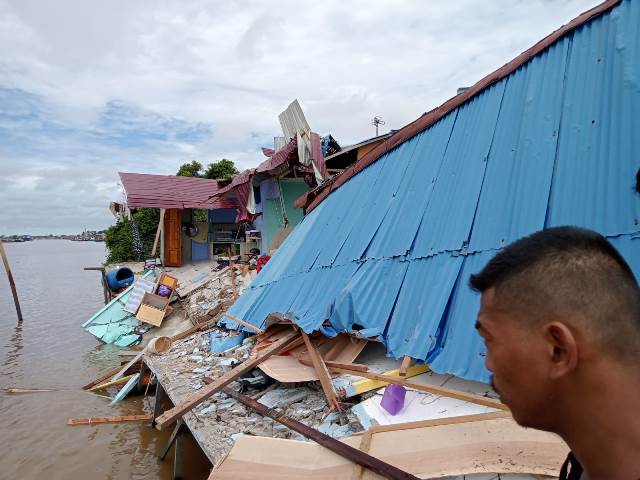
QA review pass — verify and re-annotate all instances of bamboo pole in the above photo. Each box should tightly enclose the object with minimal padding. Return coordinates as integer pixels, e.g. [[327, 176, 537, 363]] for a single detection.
[[0, 240, 23, 322]]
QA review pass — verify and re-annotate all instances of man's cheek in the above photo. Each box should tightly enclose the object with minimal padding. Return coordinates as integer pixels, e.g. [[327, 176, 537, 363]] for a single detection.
[[484, 348, 494, 372]]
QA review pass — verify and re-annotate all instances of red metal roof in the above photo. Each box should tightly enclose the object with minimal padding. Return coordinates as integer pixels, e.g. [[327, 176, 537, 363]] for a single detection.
[[298, 0, 620, 213], [119, 172, 238, 210]]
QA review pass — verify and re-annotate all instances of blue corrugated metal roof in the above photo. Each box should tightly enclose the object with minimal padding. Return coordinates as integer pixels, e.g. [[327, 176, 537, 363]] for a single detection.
[[224, 0, 640, 383]]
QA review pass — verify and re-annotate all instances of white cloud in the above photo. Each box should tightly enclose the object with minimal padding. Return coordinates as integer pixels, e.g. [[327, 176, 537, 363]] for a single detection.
[[0, 0, 602, 234]]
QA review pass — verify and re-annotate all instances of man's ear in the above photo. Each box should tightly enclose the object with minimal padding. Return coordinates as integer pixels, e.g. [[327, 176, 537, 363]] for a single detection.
[[543, 321, 578, 379]]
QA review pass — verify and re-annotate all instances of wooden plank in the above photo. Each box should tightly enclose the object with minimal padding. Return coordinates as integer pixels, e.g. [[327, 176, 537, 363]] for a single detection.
[[301, 332, 341, 411], [369, 410, 512, 434], [398, 355, 412, 377], [88, 374, 136, 392], [151, 208, 166, 257], [154, 330, 300, 430], [67, 414, 152, 426], [83, 364, 132, 390], [298, 358, 368, 372], [329, 366, 509, 411], [272, 335, 305, 354], [352, 429, 373, 480], [343, 364, 429, 397], [222, 312, 263, 334], [221, 387, 420, 480]]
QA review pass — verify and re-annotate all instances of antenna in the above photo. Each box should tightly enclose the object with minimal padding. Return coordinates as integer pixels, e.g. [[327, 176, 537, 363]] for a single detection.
[[371, 116, 385, 136]]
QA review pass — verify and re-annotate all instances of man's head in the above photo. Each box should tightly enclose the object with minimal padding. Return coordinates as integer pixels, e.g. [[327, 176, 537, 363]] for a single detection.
[[470, 226, 640, 431]]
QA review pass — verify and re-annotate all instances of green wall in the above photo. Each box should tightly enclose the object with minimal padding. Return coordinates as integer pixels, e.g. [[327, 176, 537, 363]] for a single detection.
[[262, 179, 308, 253]]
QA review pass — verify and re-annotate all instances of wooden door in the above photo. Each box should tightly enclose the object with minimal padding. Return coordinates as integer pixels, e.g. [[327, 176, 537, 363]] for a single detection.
[[164, 208, 182, 267]]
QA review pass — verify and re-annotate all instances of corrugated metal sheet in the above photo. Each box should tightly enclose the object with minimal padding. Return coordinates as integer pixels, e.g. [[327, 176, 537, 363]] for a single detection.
[[119, 172, 237, 210], [278, 99, 311, 142], [225, 0, 640, 383]]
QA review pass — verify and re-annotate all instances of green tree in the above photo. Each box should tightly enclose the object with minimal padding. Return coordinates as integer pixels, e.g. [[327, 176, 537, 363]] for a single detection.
[[176, 160, 204, 177], [204, 159, 239, 180], [104, 208, 160, 264]]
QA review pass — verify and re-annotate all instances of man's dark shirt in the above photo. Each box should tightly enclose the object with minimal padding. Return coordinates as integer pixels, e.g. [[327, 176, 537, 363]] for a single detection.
[[560, 452, 583, 480]]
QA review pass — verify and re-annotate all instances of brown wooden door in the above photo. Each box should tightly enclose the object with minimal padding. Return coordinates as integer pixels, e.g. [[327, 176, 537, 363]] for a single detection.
[[164, 208, 182, 267]]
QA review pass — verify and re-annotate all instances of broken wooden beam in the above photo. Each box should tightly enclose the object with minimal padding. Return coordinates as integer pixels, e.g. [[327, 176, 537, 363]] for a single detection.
[[398, 355, 412, 377], [329, 365, 509, 411], [67, 414, 153, 426], [221, 387, 420, 480], [298, 358, 368, 372], [154, 330, 299, 430], [82, 363, 135, 390], [368, 410, 512, 434], [301, 332, 341, 411], [221, 312, 263, 334], [88, 374, 137, 392]]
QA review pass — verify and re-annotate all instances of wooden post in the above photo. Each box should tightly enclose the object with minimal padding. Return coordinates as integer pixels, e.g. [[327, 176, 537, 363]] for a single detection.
[[0, 240, 23, 323], [328, 365, 509, 411], [84, 267, 109, 305], [151, 208, 166, 258], [160, 420, 185, 461], [174, 424, 184, 480], [153, 383, 166, 427]]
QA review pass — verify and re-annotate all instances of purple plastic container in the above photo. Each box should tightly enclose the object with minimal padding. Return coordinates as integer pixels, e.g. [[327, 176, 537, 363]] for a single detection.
[[156, 284, 172, 298], [380, 384, 406, 415]]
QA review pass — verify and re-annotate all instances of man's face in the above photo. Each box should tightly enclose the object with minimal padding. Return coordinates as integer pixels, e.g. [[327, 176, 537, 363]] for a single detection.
[[476, 288, 554, 429]]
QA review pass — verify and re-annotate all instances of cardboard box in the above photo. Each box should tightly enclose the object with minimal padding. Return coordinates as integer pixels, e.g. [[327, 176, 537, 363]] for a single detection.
[[157, 273, 178, 291], [136, 292, 170, 327]]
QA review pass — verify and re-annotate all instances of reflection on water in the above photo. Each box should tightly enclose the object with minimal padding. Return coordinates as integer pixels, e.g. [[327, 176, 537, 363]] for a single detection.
[[3, 321, 23, 374], [0, 240, 175, 479]]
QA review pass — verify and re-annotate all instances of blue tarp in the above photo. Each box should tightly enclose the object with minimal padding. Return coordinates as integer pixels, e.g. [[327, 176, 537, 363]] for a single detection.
[[224, 0, 640, 383]]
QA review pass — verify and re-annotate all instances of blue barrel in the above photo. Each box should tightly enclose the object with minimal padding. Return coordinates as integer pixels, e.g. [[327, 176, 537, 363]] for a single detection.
[[106, 267, 135, 291]]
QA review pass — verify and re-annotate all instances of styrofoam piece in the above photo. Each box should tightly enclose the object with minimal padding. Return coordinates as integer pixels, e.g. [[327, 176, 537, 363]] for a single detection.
[[123, 278, 156, 314]]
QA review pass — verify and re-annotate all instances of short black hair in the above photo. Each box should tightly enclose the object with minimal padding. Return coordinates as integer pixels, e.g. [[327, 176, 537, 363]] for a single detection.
[[470, 226, 640, 362]]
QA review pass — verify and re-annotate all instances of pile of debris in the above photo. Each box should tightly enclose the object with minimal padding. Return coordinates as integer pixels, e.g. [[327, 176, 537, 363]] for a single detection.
[[75, 265, 569, 480]]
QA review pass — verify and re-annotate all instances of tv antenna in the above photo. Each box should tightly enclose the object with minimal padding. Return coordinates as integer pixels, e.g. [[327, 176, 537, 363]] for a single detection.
[[371, 116, 385, 136]]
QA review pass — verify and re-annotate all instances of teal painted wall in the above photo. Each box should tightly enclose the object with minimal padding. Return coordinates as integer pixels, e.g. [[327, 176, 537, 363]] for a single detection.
[[261, 179, 308, 253]]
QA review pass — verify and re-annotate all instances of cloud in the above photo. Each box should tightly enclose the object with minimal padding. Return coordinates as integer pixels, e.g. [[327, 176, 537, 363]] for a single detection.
[[0, 0, 601, 234]]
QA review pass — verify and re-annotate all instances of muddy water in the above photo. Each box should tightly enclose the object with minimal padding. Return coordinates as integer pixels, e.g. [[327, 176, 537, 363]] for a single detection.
[[0, 240, 176, 479]]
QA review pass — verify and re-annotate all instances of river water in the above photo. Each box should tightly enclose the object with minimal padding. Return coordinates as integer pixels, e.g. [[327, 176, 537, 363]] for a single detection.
[[0, 240, 177, 479]]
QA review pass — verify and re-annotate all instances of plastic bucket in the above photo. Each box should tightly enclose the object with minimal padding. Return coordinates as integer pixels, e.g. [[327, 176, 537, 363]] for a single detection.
[[147, 336, 172, 355]]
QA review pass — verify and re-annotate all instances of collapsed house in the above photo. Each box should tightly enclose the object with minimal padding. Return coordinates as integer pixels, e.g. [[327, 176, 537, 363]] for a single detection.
[[204, 99, 335, 255], [223, 0, 640, 384]]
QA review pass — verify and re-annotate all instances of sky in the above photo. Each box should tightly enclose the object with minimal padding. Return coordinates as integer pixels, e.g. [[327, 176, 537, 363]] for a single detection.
[[0, 0, 601, 235]]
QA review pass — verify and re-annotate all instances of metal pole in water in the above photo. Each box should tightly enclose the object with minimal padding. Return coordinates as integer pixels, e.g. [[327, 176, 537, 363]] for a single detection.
[[0, 239, 23, 323]]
